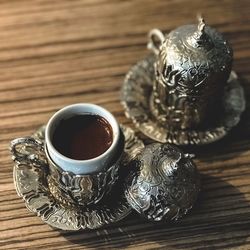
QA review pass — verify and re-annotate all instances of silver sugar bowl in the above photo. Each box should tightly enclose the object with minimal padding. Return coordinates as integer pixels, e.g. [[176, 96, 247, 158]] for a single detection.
[[148, 17, 233, 130]]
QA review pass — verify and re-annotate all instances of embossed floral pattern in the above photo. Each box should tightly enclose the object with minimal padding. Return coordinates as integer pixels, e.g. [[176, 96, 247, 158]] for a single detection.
[[125, 143, 200, 221]]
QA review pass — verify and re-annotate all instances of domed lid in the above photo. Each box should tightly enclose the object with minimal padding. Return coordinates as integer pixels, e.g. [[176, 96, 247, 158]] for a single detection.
[[161, 16, 233, 74], [125, 143, 200, 222]]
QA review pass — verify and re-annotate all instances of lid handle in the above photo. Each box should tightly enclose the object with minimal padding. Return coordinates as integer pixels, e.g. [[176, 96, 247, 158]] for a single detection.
[[187, 15, 213, 50]]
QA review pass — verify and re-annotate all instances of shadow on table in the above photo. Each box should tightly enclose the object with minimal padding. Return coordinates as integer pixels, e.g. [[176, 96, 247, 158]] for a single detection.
[[60, 174, 250, 249]]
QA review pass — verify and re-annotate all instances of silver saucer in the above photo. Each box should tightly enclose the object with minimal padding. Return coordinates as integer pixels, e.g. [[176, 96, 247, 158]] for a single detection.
[[13, 125, 144, 230], [121, 54, 245, 145]]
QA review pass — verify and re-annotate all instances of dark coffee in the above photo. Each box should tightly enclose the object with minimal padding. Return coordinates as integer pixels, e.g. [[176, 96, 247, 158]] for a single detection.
[[52, 115, 113, 160]]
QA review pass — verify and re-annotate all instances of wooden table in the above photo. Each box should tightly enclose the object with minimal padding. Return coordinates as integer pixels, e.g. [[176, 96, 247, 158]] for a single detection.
[[1, 0, 250, 249]]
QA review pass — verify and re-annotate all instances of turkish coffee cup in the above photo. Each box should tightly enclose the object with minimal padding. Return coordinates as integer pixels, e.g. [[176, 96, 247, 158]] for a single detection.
[[11, 103, 124, 206]]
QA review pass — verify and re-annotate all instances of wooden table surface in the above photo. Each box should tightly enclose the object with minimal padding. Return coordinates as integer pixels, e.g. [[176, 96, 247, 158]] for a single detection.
[[1, 0, 250, 249]]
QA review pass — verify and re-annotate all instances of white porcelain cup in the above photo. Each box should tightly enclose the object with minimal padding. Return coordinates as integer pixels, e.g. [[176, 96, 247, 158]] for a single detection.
[[45, 103, 122, 175]]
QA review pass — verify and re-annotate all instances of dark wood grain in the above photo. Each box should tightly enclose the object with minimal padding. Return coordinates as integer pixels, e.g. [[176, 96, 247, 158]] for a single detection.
[[0, 0, 250, 249]]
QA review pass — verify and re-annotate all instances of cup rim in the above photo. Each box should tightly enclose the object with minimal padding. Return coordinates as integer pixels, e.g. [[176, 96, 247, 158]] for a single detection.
[[45, 103, 120, 164]]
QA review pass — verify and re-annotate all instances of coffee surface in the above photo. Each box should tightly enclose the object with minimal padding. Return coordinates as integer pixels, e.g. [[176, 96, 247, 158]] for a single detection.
[[52, 115, 113, 160]]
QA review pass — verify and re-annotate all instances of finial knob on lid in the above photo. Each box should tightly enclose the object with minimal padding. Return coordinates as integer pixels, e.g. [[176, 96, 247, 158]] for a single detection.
[[186, 16, 213, 50]]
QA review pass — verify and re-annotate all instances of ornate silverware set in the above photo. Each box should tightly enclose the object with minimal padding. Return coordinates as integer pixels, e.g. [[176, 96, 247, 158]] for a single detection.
[[10, 16, 245, 230]]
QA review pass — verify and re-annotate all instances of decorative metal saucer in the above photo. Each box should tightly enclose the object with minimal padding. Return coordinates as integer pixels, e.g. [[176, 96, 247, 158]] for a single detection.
[[13, 125, 144, 230], [121, 54, 245, 145]]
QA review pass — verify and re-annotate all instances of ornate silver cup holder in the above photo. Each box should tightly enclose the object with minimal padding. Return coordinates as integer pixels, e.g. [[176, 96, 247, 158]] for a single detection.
[[121, 54, 245, 145], [12, 17, 241, 231], [11, 125, 144, 230]]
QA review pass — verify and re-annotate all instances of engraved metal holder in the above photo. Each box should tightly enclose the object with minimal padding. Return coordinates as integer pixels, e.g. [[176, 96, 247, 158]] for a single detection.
[[12, 136, 123, 207], [44, 136, 124, 207], [121, 17, 245, 145], [11, 125, 144, 230]]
